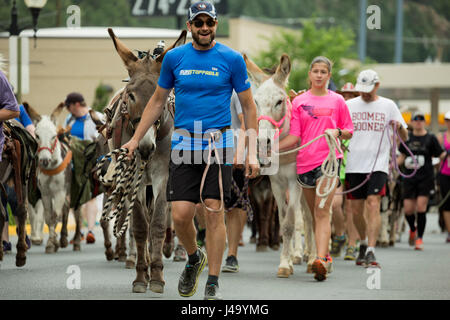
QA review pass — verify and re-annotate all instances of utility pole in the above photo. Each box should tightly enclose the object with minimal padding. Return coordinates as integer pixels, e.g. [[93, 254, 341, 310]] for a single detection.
[[394, 0, 404, 63]]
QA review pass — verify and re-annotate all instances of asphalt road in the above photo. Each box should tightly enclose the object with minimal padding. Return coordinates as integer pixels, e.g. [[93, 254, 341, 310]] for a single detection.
[[1, 213, 449, 300]]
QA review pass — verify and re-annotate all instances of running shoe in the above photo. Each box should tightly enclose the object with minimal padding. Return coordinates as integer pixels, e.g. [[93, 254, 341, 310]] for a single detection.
[[356, 244, 367, 266], [409, 230, 416, 246], [330, 236, 346, 257], [415, 238, 423, 250], [344, 246, 357, 261], [311, 257, 330, 281], [222, 255, 239, 273], [363, 251, 380, 268], [446, 234, 450, 243], [325, 253, 334, 273], [173, 244, 187, 262], [86, 231, 95, 244], [178, 249, 207, 297], [204, 283, 223, 300]]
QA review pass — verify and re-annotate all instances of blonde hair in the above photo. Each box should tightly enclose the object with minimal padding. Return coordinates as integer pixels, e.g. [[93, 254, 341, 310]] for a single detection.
[[309, 56, 332, 73]]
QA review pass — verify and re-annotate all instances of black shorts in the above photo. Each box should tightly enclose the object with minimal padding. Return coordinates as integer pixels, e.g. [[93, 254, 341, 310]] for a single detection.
[[225, 167, 247, 210], [345, 172, 387, 200], [402, 177, 435, 200], [166, 149, 232, 205], [297, 161, 341, 188], [439, 173, 450, 211]]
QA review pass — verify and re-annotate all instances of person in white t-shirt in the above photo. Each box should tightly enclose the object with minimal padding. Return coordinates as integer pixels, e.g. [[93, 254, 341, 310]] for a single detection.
[[345, 70, 408, 268]]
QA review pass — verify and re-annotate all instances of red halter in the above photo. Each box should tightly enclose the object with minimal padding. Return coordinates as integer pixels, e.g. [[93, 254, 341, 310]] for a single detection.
[[37, 137, 59, 155]]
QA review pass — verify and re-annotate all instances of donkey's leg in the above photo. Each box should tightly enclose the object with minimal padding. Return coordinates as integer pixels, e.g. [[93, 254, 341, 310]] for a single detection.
[[116, 208, 128, 262], [101, 218, 114, 260], [15, 201, 28, 267], [163, 204, 174, 259], [132, 193, 150, 293], [126, 214, 136, 269], [43, 197, 58, 254], [29, 199, 44, 245], [291, 186, 304, 265], [72, 208, 82, 251], [257, 197, 271, 252], [271, 181, 293, 278], [0, 210, 4, 262], [148, 192, 167, 294], [59, 200, 70, 248]]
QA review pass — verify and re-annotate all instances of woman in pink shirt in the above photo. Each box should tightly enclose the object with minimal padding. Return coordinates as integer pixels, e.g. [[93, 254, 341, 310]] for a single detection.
[[278, 56, 353, 281]]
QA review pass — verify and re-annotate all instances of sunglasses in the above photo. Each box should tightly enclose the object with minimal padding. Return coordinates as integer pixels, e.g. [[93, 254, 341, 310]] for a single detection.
[[413, 116, 425, 121], [191, 19, 216, 28]]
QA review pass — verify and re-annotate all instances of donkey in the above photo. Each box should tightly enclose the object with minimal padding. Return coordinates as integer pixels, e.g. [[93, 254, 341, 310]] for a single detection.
[[34, 111, 83, 253], [0, 120, 36, 267], [244, 53, 316, 277], [102, 28, 186, 293]]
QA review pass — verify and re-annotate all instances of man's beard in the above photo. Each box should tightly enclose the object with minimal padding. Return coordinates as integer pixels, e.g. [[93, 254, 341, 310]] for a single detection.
[[192, 31, 215, 48]]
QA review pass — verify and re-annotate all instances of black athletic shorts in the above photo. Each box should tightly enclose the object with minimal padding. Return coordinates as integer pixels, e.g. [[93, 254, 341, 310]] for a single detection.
[[345, 171, 387, 200], [297, 161, 341, 188], [439, 173, 450, 211], [166, 149, 232, 205], [225, 167, 246, 210], [402, 177, 435, 200]]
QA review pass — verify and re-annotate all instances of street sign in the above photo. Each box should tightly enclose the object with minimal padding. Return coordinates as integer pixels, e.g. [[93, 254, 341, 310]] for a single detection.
[[130, 0, 228, 17]]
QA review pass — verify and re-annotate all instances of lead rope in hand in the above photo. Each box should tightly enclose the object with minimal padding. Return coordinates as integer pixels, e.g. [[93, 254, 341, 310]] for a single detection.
[[95, 148, 146, 237], [275, 131, 342, 209]]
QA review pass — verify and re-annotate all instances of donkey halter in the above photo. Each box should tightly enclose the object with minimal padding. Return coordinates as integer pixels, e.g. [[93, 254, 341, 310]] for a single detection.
[[257, 97, 292, 140], [37, 136, 59, 155]]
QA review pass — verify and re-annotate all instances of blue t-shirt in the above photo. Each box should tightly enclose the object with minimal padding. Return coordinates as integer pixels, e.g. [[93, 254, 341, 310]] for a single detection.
[[158, 42, 251, 151], [15, 105, 33, 128]]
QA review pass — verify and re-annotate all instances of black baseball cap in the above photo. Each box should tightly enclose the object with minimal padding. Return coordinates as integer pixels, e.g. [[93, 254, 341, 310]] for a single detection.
[[64, 92, 85, 106], [188, 1, 217, 21]]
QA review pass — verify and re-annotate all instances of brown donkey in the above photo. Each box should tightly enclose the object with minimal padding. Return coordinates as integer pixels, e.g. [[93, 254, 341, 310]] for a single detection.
[[103, 28, 186, 294]]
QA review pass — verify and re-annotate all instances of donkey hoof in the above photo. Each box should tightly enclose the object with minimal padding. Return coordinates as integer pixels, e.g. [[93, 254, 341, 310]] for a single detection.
[[16, 256, 26, 267], [380, 241, 389, 248], [73, 244, 81, 252], [149, 280, 165, 294], [125, 259, 135, 269], [163, 243, 174, 259], [45, 246, 57, 254], [293, 256, 303, 265], [31, 239, 43, 246], [105, 249, 114, 261], [60, 237, 68, 248], [118, 255, 127, 262], [256, 245, 268, 252], [132, 282, 147, 293], [270, 244, 280, 251], [277, 267, 291, 278], [306, 264, 313, 274]]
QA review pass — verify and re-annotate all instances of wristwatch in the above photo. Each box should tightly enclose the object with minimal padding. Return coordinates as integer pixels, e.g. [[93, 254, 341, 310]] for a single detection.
[[337, 128, 342, 137]]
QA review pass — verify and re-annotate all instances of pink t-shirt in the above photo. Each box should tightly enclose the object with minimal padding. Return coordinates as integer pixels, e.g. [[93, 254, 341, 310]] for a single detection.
[[289, 90, 353, 174]]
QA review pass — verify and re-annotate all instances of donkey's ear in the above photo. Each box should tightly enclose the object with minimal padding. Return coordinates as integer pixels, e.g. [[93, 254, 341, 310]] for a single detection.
[[155, 30, 187, 64], [243, 53, 269, 86], [22, 101, 41, 122], [89, 109, 105, 128], [50, 102, 65, 124], [108, 28, 138, 74], [273, 54, 291, 87]]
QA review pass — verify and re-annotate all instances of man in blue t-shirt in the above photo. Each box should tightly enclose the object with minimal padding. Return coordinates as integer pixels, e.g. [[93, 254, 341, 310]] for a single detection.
[[122, 1, 259, 300]]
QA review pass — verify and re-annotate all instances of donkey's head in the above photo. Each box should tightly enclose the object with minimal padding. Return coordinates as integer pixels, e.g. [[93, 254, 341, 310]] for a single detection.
[[244, 54, 291, 148], [35, 115, 60, 169], [108, 28, 187, 160]]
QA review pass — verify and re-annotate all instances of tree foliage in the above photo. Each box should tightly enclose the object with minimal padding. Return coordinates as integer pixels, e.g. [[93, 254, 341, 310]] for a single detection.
[[254, 21, 358, 92]]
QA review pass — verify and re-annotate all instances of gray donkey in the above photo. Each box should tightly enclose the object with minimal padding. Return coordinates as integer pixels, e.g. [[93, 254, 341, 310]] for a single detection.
[[101, 28, 186, 294]]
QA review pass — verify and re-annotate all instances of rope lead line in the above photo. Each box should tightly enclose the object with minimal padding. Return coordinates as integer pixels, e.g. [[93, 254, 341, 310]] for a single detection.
[[95, 148, 146, 238]]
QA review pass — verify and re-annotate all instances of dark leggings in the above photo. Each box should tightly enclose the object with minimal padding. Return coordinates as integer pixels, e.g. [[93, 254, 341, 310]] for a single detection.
[[1, 185, 18, 223]]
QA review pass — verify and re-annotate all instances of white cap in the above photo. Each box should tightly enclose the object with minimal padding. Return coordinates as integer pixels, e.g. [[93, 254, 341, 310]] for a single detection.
[[355, 69, 380, 93], [445, 111, 450, 120]]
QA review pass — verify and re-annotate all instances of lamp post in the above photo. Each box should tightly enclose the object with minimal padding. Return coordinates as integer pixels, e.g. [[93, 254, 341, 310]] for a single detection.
[[7, 0, 47, 102]]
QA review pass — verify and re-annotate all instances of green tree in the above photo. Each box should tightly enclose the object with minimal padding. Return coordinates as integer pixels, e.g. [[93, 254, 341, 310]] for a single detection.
[[253, 21, 358, 91]]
